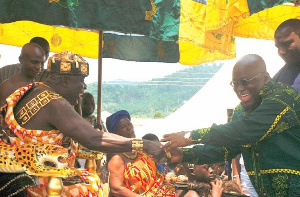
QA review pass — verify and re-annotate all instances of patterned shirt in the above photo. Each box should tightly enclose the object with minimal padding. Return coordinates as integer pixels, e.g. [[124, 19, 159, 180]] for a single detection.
[[292, 73, 300, 93], [273, 63, 300, 85], [0, 63, 20, 84], [182, 79, 300, 197], [0, 63, 49, 84]]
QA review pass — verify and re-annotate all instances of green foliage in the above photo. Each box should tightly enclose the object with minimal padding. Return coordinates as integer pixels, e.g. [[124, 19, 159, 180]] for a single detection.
[[86, 63, 223, 118], [153, 111, 165, 119]]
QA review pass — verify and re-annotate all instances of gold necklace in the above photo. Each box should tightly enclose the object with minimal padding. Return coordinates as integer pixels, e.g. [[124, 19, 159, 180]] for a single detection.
[[122, 152, 137, 160]]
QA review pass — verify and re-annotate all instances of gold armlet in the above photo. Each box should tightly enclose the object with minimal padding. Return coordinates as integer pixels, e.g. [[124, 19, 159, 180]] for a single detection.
[[132, 138, 143, 153]]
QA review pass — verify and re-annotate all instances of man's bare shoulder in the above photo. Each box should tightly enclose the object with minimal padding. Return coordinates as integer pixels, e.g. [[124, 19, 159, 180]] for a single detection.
[[0, 63, 21, 84], [43, 95, 78, 120], [0, 63, 20, 71], [0, 74, 28, 93], [42, 95, 84, 131], [0, 77, 15, 89], [46, 96, 73, 111], [0, 76, 23, 104], [12, 89, 74, 130]]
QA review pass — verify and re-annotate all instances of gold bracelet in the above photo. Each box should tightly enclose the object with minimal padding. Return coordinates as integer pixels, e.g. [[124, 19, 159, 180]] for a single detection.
[[132, 138, 143, 153]]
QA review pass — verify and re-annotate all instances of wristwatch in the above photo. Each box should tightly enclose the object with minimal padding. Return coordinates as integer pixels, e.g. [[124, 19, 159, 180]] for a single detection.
[[184, 131, 192, 145], [184, 131, 191, 139]]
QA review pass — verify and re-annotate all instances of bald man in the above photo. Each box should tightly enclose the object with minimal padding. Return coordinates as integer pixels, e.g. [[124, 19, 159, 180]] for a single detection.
[[0, 37, 50, 84], [0, 42, 45, 105], [162, 54, 300, 196]]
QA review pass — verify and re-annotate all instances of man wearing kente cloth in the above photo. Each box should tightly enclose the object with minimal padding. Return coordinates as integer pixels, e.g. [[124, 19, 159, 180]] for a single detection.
[[162, 54, 300, 197], [0, 51, 165, 196]]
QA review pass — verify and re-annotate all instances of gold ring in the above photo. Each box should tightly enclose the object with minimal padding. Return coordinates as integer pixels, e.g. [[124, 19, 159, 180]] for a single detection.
[[165, 150, 172, 158]]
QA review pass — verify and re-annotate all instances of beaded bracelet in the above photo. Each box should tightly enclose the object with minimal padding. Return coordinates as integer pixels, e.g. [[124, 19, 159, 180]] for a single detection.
[[132, 138, 143, 153]]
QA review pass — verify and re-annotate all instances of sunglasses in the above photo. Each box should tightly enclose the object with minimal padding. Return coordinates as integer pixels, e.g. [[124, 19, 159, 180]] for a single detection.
[[230, 72, 265, 88]]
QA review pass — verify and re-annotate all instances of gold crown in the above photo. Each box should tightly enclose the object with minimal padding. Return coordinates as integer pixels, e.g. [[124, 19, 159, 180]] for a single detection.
[[47, 51, 89, 77]]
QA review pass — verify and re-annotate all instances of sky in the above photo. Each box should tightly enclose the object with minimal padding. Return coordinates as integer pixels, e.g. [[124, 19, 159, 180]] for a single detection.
[[0, 44, 184, 84], [0, 37, 284, 84]]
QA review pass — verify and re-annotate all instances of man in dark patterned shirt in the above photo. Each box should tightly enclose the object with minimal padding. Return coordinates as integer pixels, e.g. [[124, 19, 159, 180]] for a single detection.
[[273, 18, 300, 92], [162, 54, 300, 197]]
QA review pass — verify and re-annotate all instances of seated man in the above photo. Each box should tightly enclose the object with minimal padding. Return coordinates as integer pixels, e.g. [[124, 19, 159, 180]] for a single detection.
[[0, 51, 164, 196], [162, 54, 300, 197], [0, 42, 46, 105], [81, 92, 105, 131]]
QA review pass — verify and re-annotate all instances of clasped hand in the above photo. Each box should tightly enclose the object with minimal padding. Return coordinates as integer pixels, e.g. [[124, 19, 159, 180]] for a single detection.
[[143, 137, 182, 164], [144, 131, 192, 164], [143, 139, 167, 162], [160, 131, 191, 164], [160, 131, 190, 149]]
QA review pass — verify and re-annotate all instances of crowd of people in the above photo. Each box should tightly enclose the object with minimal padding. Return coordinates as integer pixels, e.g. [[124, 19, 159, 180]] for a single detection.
[[0, 18, 299, 197]]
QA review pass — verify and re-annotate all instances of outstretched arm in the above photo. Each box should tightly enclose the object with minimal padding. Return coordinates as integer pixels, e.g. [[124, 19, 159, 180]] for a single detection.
[[162, 98, 294, 149], [46, 99, 163, 157], [161, 131, 193, 150]]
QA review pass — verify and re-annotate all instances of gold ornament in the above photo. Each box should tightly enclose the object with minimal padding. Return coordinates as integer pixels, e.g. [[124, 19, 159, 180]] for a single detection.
[[132, 138, 143, 153]]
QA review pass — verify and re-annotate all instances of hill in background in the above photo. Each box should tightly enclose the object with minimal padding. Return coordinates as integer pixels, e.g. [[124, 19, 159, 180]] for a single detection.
[[86, 63, 223, 118]]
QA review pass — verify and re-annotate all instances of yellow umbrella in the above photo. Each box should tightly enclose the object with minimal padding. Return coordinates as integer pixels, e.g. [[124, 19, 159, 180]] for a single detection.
[[0, 22, 100, 58], [179, 1, 300, 65]]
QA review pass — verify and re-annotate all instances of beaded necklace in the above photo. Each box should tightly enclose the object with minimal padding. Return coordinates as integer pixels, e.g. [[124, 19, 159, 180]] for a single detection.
[[0, 173, 36, 197]]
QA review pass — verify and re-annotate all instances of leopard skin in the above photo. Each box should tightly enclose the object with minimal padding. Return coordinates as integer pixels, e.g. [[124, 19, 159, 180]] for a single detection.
[[0, 143, 75, 177]]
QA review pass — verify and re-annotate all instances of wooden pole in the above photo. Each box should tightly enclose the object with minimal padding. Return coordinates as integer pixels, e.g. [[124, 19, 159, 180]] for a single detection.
[[97, 31, 103, 125]]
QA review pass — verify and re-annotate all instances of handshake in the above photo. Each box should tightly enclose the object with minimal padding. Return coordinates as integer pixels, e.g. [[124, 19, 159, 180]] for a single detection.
[[144, 131, 193, 164]]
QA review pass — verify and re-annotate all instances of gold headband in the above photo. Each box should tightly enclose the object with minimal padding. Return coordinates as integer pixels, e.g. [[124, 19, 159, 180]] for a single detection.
[[47, 51, 89, 77]]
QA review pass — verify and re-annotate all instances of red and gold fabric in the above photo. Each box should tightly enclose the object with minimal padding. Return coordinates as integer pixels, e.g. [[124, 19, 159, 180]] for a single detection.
[[123, 152, 175, 197], [3, 83, 103, 197]]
